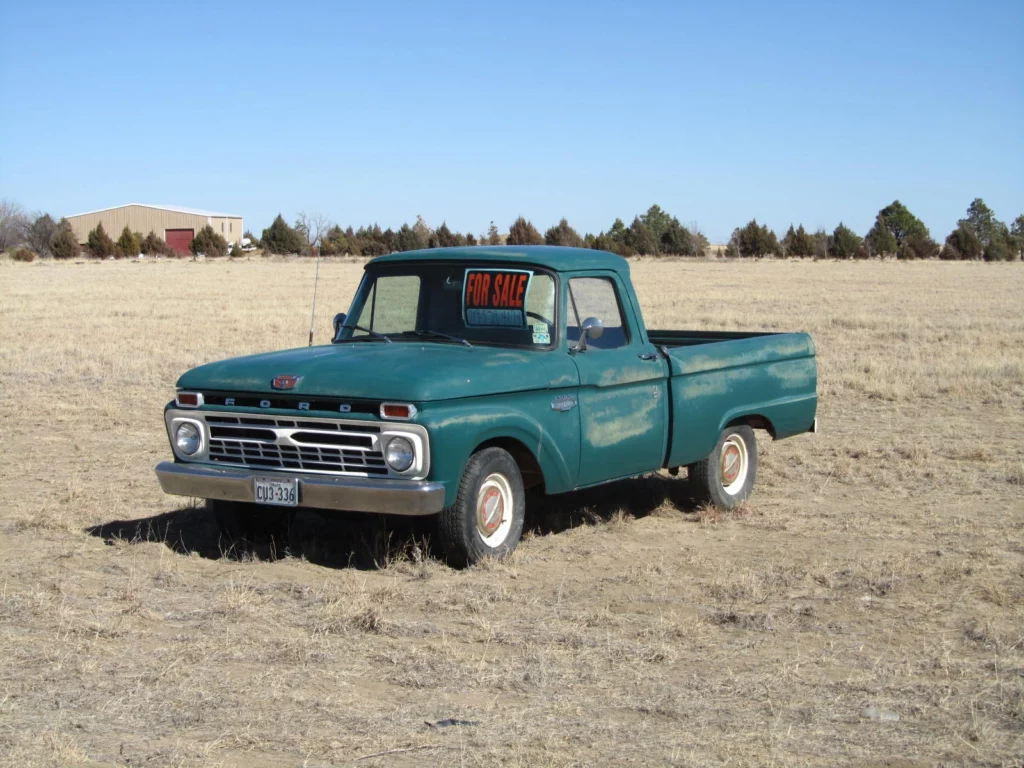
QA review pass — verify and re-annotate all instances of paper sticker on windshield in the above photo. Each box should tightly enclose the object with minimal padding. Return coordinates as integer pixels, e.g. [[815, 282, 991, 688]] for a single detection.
[[463, 269, 532, 327]]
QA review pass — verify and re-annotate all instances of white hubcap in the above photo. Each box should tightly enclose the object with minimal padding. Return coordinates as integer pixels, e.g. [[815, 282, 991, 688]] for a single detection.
[[476, 473, 513, 547], [720, 435, 749, 495]]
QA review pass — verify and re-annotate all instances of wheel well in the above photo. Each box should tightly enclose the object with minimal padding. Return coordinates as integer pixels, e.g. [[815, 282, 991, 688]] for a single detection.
[[728, 414, 777, 439], [474, 438, 545, 492]]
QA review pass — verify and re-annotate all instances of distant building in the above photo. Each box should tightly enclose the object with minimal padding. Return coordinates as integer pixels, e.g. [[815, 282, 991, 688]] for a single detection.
[[66, 204, 244, 254]]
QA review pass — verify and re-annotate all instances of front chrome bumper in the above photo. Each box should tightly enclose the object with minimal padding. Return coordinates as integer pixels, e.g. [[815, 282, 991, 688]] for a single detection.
[[154, 461, 446, 516]]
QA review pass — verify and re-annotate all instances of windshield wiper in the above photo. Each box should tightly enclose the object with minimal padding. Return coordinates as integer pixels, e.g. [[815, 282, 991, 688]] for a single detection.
[[338, 323, 391, 343], [405, 330, 473, 348]]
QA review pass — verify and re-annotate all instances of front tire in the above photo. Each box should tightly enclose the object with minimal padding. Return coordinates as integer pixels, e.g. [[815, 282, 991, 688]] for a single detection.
[[439, 447, 526, 567], [688, 425, 757, 509]]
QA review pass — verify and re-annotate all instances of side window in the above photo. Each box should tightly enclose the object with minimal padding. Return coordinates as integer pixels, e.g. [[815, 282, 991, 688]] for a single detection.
[[567, 277, 627, 350], [525, 273, 556, 328], [354, 276, 421, 334]]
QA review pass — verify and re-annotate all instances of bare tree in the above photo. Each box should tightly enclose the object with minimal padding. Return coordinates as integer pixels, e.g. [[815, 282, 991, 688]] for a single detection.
[[687, 220, 710, 257], [294, 211, 332, 252], [0, 199, 30, 252]]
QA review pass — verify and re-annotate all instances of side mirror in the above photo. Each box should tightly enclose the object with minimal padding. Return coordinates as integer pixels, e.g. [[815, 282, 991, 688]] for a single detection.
[[332, 312, 347, 342], [575, 316, 604, 351]]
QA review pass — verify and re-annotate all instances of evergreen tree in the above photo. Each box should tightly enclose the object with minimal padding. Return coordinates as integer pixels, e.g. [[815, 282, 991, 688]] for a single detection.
[[51, 218, 80, 260], [983, 232, 1015, 262], [141, 231, 168, 256], [544, 218, 584, 248], [899, 233, 939, 260], [865, 214, 897, 256], [485, 221, 502, 245], [625, 217, 658, 255], [27, 213, 58, 257], [190, 225, 228, 257], [116, 225, 141, 258], [876, 200, 928, 245], [660, 220, 698, 256], [506, 216, 543, 245], [434, 221, 458, 248], [780, 225, 796, 257], [958, 198, 1001, 246], [736, 219, 779, 257], [1010, 215, 1024, 258], [830, 223, 862, 260], [395, 223, 424, 252], [320, 225, 349, 255], [86, 222, 115, 258], [639, 204, 674, 244], [260, 214, 306, 254], [943, 224, 983, 260], [781, 224, 815, 257]]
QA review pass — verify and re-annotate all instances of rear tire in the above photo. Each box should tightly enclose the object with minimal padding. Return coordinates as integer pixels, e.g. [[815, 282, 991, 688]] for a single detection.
[[438, 447, 526, 568], [208, 499, 295, 540], [688, 425, 757, 509]]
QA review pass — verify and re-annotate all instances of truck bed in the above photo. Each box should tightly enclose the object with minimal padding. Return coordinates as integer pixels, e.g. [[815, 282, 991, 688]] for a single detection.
[[648, 329, 818, 468], [647, 329, 776, 348]]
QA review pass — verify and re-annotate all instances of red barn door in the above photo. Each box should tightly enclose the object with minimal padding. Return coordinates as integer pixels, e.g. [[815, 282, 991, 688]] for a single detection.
[[165, 229, 194, 255]]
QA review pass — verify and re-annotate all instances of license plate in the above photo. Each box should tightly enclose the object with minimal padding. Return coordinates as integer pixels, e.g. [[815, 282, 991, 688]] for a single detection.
[[253, 477, 298, 506]]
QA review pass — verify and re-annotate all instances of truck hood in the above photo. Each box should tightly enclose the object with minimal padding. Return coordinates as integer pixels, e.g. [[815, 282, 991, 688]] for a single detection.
[[176, 342, 552, 402]]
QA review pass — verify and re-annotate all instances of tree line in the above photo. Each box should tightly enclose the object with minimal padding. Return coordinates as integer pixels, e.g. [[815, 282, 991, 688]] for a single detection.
[[2, 198, 1021, 262], [259, 205, 711, 259], [252, 198, 1024, 263], [723, 199, 1023, 262]]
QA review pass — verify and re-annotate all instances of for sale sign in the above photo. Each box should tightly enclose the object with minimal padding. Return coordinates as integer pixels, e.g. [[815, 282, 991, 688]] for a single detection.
[[463, 269, 532, 327]]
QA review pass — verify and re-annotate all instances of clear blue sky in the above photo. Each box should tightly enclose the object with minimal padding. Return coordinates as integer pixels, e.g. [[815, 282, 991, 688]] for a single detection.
[[1, 0, 1021, 242]]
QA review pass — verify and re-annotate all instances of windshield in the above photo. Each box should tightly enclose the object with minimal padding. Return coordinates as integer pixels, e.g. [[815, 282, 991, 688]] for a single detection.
[[339, 263, 557, 349]]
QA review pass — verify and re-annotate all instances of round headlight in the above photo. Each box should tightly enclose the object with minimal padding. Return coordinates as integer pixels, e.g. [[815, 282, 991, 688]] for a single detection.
[[385, 436, 414, 472], [175, 422, 201, 456]]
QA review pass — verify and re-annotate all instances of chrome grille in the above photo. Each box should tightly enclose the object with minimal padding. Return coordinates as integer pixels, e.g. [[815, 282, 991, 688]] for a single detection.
[[202, 415, 388, 476]]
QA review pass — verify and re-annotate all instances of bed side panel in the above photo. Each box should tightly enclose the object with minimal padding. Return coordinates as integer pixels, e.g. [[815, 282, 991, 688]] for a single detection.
[[665, 335, 817, 467]]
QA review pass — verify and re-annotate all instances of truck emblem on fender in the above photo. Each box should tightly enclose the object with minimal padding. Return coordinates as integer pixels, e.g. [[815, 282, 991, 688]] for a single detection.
[[272, 374, 302, 390], [551, 395, 578, 412]]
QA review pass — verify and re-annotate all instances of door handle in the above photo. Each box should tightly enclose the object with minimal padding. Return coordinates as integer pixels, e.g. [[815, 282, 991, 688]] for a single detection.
[[637, 352, 659, 361]]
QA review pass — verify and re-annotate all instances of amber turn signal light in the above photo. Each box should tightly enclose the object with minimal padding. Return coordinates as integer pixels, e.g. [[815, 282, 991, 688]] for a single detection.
[[380, 403, 417, 420], [176, 392, 203, 408]]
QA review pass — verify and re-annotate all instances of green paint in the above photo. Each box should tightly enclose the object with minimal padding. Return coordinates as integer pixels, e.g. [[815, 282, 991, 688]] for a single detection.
[[167, 246, 817, 505]]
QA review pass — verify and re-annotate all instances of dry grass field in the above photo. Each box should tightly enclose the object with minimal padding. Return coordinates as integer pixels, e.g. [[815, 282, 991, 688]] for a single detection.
[[1, 256, 1022, 767]]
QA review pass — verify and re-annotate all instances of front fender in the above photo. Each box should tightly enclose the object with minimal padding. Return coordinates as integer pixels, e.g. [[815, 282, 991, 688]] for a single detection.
[[419, 390, 580, 506]]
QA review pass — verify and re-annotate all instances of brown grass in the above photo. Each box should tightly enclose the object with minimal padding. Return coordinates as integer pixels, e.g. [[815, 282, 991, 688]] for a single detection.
[[1, 257, 1023, 766]]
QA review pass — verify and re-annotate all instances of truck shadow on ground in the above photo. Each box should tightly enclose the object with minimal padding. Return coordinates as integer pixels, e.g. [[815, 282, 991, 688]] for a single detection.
[[86, 473, 701, 570]]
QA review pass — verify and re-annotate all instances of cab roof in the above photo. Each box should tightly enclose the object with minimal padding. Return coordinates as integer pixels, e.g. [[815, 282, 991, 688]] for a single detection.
[[368, 245, 629, 274]]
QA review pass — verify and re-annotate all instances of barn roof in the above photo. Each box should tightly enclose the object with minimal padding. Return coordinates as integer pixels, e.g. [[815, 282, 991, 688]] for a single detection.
[[66, 203, 242, 218]]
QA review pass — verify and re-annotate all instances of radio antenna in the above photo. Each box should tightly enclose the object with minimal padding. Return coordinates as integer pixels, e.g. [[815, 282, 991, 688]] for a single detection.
[[308, 247, 321, 346]]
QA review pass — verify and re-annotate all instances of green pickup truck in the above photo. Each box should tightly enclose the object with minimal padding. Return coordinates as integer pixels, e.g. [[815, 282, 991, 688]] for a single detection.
[[156, 246, 817, 565]]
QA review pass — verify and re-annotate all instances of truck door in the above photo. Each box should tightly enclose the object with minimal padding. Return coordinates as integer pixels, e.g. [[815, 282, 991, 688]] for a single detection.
[[567, 274, 669, 487]]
